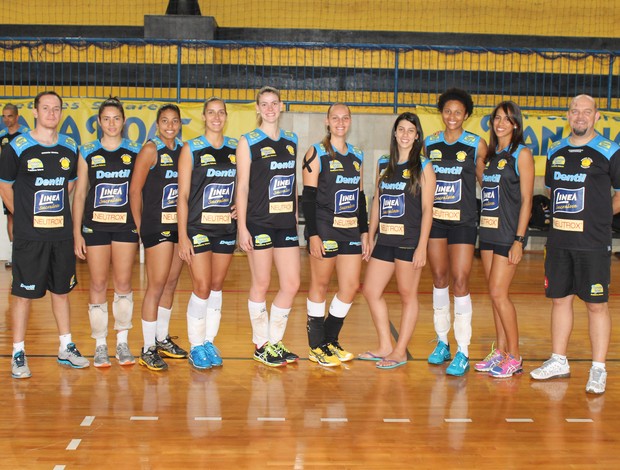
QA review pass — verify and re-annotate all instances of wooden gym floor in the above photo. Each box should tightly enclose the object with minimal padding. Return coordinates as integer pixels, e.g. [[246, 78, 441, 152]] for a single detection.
[[1, 251, 619, 469]]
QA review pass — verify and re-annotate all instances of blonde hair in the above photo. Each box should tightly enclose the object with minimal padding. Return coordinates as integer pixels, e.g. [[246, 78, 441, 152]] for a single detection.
[[256, 86, 281, 126]]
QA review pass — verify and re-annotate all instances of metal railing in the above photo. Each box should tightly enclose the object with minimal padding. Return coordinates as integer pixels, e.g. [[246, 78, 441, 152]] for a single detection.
[[1, 38, 618, 111]]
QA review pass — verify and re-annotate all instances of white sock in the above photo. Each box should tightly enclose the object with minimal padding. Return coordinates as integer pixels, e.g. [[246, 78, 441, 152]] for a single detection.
[[592, 361, 605, 370], [156, 306, 172, 341], [552, 353, 567, 363], [142, 320, 157, 352], [59, 334, 72, 352], [117, 329, 128, 345], [13, 341, 25, 356], [95, 338, 107, 347]]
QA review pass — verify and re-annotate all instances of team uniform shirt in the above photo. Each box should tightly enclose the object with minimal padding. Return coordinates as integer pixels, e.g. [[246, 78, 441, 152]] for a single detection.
[[425, 131, 481, 227], [140, 136, 183, 236], [80, 138, 140, 232], [186, 135, 238, 237], [313, 142, 363, 242], [245, 128, 297, 229], [479, 144, 527, 246], [0, 132, 78, 241], [545, 134, 620, 251], [0, 125, 30, 148], [376, 156, 431, 248]]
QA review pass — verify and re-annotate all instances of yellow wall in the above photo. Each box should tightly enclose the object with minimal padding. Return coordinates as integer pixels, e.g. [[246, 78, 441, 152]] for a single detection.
[[2, 1, 618, 38]]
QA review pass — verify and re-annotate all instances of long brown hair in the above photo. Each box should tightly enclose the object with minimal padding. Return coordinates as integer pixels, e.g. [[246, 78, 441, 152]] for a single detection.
[[381, 112, 425, 195], [486, 101, 524, 163]]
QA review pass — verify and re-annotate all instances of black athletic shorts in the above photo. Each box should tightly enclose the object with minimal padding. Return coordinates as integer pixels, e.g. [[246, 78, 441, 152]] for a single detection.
[[371, 244, 416, 263], [188, 229, 236, 254], [307, 239, 362, 258], [544, 246, 611, 303], [12, 238, 77, 299], [141, 230, 179, 249], [82, 226, 139, 246], [246, 223, 299, 250], [429, 223, 477, 245], [479, 241, 511, 258]]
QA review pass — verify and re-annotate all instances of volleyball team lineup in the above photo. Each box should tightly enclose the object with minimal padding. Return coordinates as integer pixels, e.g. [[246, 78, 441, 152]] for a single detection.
[[0, 86, 618, 396]]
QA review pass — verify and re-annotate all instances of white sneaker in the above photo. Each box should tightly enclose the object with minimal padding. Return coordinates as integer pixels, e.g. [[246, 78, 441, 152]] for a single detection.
[[585, 366, 607, 394], [530, 356, 570, 380]]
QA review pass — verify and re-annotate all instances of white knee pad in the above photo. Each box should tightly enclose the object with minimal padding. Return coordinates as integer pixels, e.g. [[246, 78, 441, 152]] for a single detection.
[[113, 292, 133, 331], [454, 312, 472, 347], [248, 300, 268, 347], [205, 307, 222, 343], [89, 303, 109, 339], [268, 304, 291, 345], [433, 305, 451, 337]]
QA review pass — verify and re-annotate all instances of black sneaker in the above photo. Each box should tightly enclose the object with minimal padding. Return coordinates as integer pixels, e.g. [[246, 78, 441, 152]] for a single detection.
[[139, 346, 168, 371], [253, 343, 287, 367], [156, 335, 188, 359], [272, 341, 299, 363]]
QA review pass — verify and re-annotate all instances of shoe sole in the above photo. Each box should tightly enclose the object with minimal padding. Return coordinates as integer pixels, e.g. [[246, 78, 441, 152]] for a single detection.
[[116, 357, 136, 366], [309, 355, 340, 367], [530, 372, 571, 380], [57, 359, 90, 369], [253, 356, 286, 367], [428, 355, 451, 365], [446, 366, 470, 376], [489, 369, 523, 378], [138, 359, 168, 371], [189, 358, 212, 370], [157, 350, 188, 359], [12, 372, 32, 379], [94, 361, 112, 368], [332, 354, 354, 362], [585, 387, 605, 395]]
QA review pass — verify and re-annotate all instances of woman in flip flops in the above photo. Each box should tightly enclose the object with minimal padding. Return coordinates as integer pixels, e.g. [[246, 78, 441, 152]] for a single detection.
[[301, 103, 369, 367], [361, 112, 435, 369]]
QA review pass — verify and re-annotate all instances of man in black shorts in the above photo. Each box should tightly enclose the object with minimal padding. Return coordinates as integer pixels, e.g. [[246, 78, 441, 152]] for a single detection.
[[0, 91, 89, 379], [530, 94, 620, 394], [1, 103, 30, 268]]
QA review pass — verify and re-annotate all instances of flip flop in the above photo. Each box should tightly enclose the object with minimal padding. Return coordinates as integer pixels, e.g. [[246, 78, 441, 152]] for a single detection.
[[358, 351, 382, 362], [376, 359, 407, 370]]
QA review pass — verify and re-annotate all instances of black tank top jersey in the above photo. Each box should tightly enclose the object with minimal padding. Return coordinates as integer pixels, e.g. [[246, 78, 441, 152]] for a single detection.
[[424, 130, 481, 227], [244, 128, 297, 229], [186, 135, 238, 237], [80, 138, 140, 232], [0, 132, 78, 241], [545, 134, 620, 251], [0, 125, 30, 148], [376, 156, 431, 248], [140, 136, 183, 236], [479, 144, 526, 246], [313, 142, 363, 241]]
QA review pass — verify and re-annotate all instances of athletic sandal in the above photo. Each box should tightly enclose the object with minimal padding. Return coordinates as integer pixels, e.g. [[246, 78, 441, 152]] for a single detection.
[[358, 351, 383, 362], [376, 359, 407, 370]]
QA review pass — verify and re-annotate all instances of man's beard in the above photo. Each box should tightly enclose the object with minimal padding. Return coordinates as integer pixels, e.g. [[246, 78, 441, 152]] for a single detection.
[[572, 127, 587, 137]]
